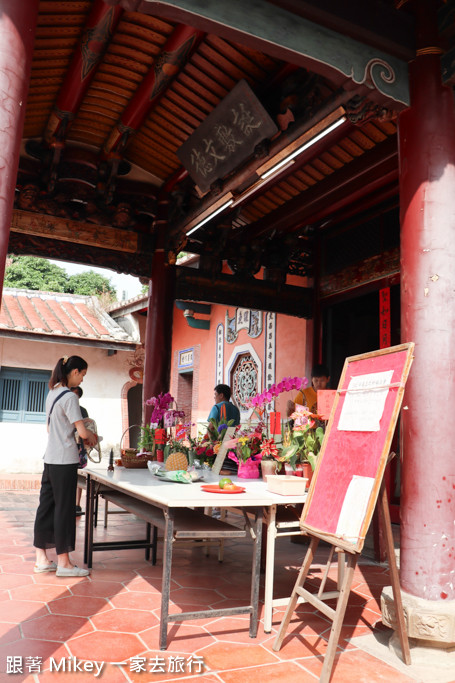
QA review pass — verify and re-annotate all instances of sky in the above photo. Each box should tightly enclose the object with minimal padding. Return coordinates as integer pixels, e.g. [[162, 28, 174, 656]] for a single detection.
[[50, 260, 143, 301]]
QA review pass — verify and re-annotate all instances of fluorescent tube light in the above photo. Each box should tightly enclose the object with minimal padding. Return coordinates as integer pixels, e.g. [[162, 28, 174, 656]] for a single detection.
[[260, 116, 346, 180], [230, 160, 295, 208], [186, 198, 234, 236]]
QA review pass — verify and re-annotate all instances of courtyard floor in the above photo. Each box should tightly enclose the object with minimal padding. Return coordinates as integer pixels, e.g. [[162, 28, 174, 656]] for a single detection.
[[0, 486, 450, 683]]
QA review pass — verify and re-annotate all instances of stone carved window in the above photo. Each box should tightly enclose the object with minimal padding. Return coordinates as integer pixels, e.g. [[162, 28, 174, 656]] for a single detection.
[[232, 353, 258, 411]]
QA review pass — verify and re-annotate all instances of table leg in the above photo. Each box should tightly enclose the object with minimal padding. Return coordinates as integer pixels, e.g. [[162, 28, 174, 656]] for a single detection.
[[83, 475, 89, 565], [249, 507, 263, 638], [145, 523, 151, 561], [84, 475, 95, 568], [159, 509, 175, 650], [152, 526, 158, 565], [263, 504, 277, 632]]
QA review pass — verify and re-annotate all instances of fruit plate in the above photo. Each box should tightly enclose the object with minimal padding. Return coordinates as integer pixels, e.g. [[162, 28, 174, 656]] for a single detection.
[[200, 484, 245, 494]]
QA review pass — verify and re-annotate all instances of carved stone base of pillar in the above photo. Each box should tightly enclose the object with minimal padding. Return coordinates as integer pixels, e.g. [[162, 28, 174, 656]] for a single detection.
[[388, 632, 455, 668], [381, 585, 455, 665]]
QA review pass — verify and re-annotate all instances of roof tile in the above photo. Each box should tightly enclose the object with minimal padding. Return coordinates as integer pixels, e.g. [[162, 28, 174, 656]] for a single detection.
[[0, 289, 135, 347]]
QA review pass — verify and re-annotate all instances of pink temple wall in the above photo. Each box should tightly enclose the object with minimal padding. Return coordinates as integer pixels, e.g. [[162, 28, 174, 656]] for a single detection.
[[170, 300, 309, 426]]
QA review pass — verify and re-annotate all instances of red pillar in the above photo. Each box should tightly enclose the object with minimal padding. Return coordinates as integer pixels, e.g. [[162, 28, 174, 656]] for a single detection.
[[399, 2, 455, 600], [0, 0, 38, 299], [142, 199, 176, 425]]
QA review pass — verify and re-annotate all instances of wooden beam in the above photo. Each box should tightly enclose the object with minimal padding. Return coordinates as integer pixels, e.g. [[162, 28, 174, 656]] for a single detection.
[[11, 210, 138, 253], [7, 231, 153, 280], [175, 267, 313, 318], [266, 0, 415, 61], [127, 0, 409, 105]]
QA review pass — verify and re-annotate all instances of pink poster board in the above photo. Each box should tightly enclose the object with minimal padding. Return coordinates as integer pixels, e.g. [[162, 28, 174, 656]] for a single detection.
[[301, 343, 414, 553]]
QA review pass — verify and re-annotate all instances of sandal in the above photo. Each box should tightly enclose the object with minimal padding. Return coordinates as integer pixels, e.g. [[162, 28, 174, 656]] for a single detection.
[[34, 561, 57, 573]]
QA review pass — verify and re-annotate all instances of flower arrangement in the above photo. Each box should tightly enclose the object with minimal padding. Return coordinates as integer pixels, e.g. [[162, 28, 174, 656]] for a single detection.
[[206, 417, 234, 443], [248, 376, 308, 411], [138, 392, 185, 458], [259, 437, 279, 460], [225, 423, 264, 466], [145, 392, 185, 428], [279, 407, 325, 471], [186, 417, 235, 466]]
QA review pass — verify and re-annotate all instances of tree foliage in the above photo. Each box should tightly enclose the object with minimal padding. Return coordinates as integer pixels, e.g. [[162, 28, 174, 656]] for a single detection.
[[67, 271, 116, 297], [4, 256, 117, 300], [4, 256, 68, 292]]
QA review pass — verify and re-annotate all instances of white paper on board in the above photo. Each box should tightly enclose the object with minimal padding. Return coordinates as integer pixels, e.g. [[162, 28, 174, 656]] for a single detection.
[[335, 475, 375, 544], [337, 370, 394, 431]]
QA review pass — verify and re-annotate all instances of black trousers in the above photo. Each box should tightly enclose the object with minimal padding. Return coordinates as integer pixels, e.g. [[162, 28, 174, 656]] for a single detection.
[[34, 463, 79, 555]]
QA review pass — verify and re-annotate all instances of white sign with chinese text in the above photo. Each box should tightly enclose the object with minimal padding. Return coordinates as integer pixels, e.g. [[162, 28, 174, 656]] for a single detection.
[[337, 370, 394, 431]]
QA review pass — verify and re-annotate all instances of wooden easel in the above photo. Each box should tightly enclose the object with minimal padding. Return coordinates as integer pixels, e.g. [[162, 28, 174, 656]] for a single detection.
[[272, 344, 414, 683], [273, 467, 410, 682]]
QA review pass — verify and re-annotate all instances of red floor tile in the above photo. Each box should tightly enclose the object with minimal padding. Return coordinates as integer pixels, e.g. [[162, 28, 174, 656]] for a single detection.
[[0, 638, 70, 674], [110, 590, 163, 610], [205, 616, 266, 644], [169, 586, 225, 606], [262, 631, 332, 660], [141, 623, 217, 653], [21, 614, 93, 642], [36, 662, 127, 682], [47, 595, 110, 617], [0, 491, 441, 683], [202, 642, 278, 670], [0, 599, 50, 623], [219, 661, 317, 682], [66, 630, 146, 662], [9, 585, 70, 603], [90, 606, 158, 632], [0, 622, 21, 646], [0, 574, 33, 590], [68, 579, 124, 599]]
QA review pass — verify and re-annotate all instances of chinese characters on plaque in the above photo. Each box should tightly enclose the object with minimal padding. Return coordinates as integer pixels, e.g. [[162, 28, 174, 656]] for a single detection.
[[177, 80, 278, 194]]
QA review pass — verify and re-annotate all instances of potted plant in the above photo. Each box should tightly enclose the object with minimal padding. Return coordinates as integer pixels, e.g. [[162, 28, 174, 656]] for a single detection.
[[259, 437, 282, 479], [187, 417, 235, 468], [226, 425, 263, 478], [143, 391, 185, 461], [279, 408, 325, 485], [137, 423, 156, 456]]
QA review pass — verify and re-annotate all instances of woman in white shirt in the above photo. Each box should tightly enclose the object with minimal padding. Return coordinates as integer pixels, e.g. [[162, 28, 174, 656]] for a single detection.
[[33, 355, 97, 577]]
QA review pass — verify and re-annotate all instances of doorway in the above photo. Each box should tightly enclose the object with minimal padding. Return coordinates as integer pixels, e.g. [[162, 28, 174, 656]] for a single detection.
[[177, 372, 193, 426], [127, 383, 142, 448], [322, 284, 401, 523], [322, 286, 400, 386]]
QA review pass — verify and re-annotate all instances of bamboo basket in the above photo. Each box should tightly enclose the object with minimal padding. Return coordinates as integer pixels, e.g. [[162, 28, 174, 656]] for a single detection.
[[120, 425, 156, 469]]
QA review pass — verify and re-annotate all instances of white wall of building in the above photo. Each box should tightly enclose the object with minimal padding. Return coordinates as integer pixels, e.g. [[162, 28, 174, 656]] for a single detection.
[[0, 337, 134, 473]]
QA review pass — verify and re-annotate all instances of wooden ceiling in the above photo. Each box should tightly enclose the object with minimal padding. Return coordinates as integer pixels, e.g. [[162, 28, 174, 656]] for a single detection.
[[12, 0, 408, 282]]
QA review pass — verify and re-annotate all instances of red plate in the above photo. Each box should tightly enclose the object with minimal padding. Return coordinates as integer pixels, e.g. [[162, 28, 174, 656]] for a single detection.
[[201, 484, 245, 494]]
